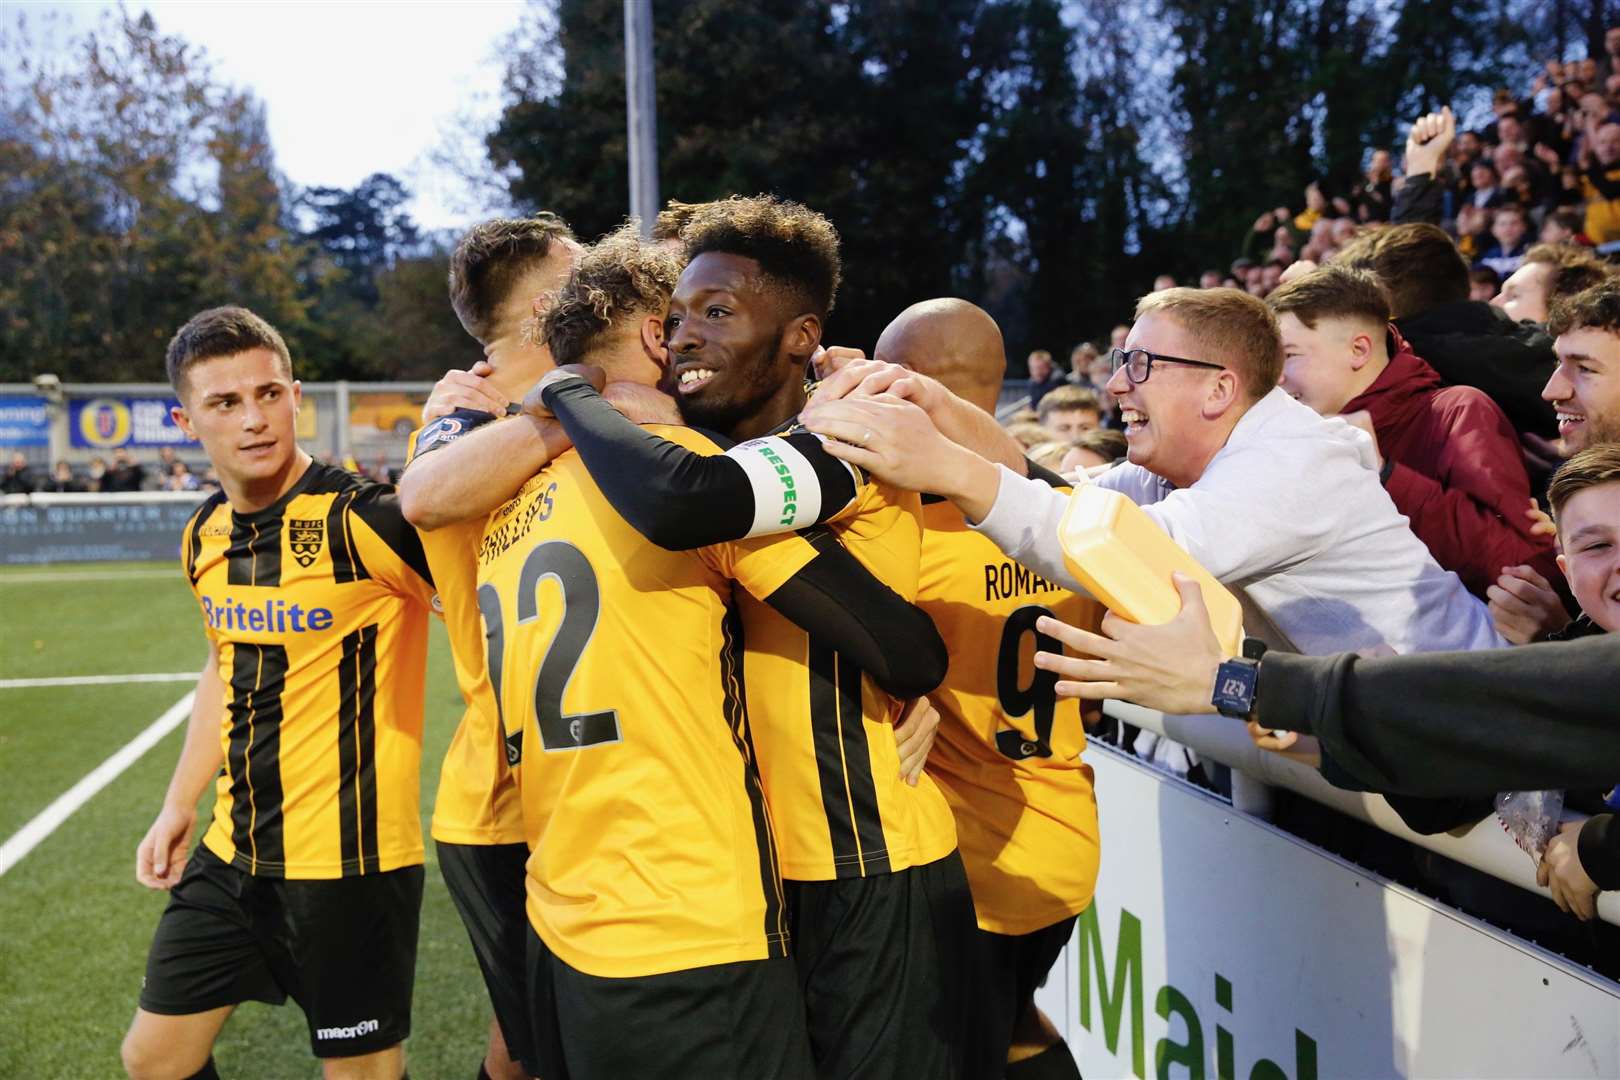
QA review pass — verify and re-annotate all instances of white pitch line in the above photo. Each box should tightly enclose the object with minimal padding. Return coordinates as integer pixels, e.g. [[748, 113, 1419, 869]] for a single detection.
[[0, 569, 175, 584], [0, 672, 198, 690], [0, 691, 195, 878]]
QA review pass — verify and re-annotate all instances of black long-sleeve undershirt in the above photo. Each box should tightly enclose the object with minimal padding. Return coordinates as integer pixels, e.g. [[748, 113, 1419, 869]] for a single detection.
[[541, 378, 857, 550], [764, 527, 948, 701]]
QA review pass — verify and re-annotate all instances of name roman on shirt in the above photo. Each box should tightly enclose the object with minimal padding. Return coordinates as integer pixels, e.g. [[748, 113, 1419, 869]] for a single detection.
[[985, 560, 1061, 603]]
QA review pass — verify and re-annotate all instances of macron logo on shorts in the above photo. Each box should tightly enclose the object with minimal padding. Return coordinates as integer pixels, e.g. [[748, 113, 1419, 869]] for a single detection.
[[316, 1018, 380, 1041]]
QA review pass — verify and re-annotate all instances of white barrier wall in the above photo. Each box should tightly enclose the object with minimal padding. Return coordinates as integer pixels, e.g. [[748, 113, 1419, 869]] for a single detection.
[[1037, 746, 1620, 1079]]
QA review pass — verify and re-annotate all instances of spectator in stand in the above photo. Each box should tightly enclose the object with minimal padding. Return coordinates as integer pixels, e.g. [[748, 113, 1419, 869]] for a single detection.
[[1353, 149, 1394, 222], [1491, 277, 1620, 644], [1260, 260, 1286, 295], [1330, 217, 1359, 250], [1534, 447, 1620, 920], [1067, 342, 1099, 385], [1492, 243, 1611, 326], [1198, 269, 1222, 289], [1357, 114, 1562, 441], [104, 447, 145, 492], [85, 455, 107, 492], [45, 461, 82, 493], [3, 451, 36, 494], [1579, 121, 1620, 245], [1058, 428, 1128, 473], [1475, 204, 1532, 277], [1454, 204, 1493, 262], [1541, 206, 1586, 245], [1004, 421, 1053, 450], [1152, 274, 1177, 291], [1469, 267, 1502, 302], [1025, 348, 1067, 409], [1467, 160, 1506, 209], [158, 446, 177, 474], [1269, 265, 1557, 600], [1035, 385, 1103, 440], [1025, 440, 1072, 473], [165, 460, 200, 492], [1292, 182, 1329, 237]]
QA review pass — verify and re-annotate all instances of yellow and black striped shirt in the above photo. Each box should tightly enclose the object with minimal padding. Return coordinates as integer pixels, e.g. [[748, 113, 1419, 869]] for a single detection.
[[919, 492, 1102, 935], [405, 411, 526, 847], [182, 459, 436, 879], [477, 428, 820, 978], [740, 481, 959, 881]]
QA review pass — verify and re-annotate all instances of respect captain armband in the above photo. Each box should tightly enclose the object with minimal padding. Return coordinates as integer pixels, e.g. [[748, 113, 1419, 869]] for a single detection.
[[725, 437, 829, 537]]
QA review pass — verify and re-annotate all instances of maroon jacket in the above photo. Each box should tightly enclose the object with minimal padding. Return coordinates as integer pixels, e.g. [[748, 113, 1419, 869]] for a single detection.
[[1343, 331, 1558, 599]]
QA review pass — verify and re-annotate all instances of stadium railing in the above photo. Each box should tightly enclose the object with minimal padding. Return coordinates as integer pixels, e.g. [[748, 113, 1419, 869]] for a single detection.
[[1103, 699, 1620, 927]]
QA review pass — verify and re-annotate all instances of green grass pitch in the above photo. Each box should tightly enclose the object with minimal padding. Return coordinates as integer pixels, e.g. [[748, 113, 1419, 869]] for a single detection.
[[0, 562, 492, 1078]]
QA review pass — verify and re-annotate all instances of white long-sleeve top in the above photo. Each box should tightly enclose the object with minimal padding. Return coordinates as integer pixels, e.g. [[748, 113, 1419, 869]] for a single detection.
[[972, 387, 1505, 656]]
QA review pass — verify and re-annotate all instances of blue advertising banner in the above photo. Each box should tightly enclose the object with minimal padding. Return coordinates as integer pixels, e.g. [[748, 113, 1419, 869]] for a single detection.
[[0, 497, 207, 564], [0, 396, 50, 448], [69, 396, 198, 449]]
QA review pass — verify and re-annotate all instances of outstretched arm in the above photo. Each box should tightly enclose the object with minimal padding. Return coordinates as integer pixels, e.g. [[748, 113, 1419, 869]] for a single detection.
[[398, 410, 572, 531], [536, 373, 860, 549]]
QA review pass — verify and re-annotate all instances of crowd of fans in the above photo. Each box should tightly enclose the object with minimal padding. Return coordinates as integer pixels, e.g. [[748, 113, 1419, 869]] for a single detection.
[[997, 48, 1620, 966]]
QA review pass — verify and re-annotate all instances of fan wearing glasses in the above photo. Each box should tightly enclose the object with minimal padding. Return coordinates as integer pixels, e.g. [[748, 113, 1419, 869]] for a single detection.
[[800, 287, 1502, 704]]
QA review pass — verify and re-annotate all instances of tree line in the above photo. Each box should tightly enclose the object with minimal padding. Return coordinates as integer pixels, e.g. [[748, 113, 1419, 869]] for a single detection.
[[1, 1, 1609, 383]]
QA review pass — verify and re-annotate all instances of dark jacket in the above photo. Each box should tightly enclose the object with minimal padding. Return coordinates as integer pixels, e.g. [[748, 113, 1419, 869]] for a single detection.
[[1026, 373, 1069, 410], [1392, 301, 1559, 441], [1343, 332, 1558, 598], [1260, 636, 1620, 888], [1, 465, 35, 494]]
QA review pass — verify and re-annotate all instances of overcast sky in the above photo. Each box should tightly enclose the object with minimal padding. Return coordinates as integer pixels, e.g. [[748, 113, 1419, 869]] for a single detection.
[[47, 0, 532, 231]]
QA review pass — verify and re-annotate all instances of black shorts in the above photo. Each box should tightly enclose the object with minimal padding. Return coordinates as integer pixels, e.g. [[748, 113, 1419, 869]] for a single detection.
[[971, 915, 1078, 1075], [138, 844, 423, 1059], [786, 850, 979, 1080], [525, 927, 814, 1080], [436, 840, 534, 1072]]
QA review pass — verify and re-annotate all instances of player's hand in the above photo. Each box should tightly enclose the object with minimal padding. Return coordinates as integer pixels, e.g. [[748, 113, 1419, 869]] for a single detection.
[[136, 805, 195, 890], [424, 360, 509, 422], [810, 345, 867, 381], [522, 365, 608, 420], [894, 697, 941, 786], [1033, 573, 1227, 716], [603, 381, 682, 425], [1487, 565, 1569, 645], [1538, 820, 1600, 920], [1403, 105, 1455, 178]]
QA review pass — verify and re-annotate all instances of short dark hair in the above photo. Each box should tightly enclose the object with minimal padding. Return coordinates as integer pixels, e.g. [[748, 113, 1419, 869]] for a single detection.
[[447, 213, 575, 342], [1469, 266, 1502, 288], [1333, 223, 1469, 318], [1549, 443, 1620, 521], [681, 195, 842, 317], [1495, 203, 1527, 222], [1071, 427, 1129, 463], [1037, 385, 1103, 423], [1548, 276, 1620, 337], [1266, 264, 1391, 330], [541, 226, 683, 366], [166, 307, 292, 397]]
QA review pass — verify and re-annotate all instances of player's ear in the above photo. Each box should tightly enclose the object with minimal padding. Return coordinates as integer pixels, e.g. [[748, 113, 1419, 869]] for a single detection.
[[641, 315, 668, 368], [171, 402, 196, 440], [783, 312, 822, 363], [291, 379, 303, 411]]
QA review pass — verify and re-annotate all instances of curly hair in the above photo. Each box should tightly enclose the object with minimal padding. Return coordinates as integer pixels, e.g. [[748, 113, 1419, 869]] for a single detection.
[[680, 195, 842, 317], [447, 213, 575, 342], [652, 200, 711, 242], [540, 226, 684, 365]]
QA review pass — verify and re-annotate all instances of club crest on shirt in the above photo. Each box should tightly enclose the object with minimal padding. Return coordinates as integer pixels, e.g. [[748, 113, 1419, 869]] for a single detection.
[[288, 518, 325, 568]]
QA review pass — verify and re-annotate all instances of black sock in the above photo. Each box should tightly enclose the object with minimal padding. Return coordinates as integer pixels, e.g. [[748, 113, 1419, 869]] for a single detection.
[[1006, 1040, 1083, 1080], [185, 1059, 221, 1080]]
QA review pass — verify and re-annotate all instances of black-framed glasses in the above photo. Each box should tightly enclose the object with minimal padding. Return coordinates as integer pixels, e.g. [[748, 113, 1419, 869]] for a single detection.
[[1109, 347, 1226, 385]]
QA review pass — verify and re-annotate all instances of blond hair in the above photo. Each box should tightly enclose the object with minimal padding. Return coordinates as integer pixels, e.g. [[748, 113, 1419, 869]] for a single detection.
[[1134, 287, 1283, 400]]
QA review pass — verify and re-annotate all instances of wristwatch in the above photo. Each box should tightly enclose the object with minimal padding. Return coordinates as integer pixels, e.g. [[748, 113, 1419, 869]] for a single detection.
[[1212, 638, 1267, 719]]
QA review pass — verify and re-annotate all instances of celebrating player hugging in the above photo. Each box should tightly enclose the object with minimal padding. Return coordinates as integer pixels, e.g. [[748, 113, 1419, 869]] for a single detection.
[[126, 196, 1104, 1080]]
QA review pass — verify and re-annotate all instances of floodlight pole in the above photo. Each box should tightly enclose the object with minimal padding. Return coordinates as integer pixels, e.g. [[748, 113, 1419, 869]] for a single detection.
[[624, 0, 660, 237]]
